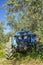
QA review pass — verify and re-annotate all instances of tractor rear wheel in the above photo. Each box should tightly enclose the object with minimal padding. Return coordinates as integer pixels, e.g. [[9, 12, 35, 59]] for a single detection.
[[5, 42, 14, 59], [5, 37, 15, 59]]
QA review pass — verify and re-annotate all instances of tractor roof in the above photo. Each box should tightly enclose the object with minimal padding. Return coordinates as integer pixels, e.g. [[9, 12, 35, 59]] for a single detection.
[[15, 30, 31, 37]]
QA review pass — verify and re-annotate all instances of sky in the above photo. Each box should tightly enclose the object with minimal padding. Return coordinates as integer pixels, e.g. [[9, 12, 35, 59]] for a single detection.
[[0, 0, 22, 34], [0, 0, 25, 34], [0, 0, 10, 34]]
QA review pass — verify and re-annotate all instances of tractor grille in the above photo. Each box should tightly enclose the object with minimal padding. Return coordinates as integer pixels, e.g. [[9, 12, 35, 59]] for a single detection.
[[18, 42, 28, 51]]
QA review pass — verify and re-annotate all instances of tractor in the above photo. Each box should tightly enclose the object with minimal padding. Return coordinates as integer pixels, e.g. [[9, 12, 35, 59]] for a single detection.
[[5, 30, 42, 59]]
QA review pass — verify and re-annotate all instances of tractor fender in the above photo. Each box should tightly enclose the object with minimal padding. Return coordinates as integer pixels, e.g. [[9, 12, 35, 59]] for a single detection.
[[13, 38, 17, 48], [31, 35, 35, 44]]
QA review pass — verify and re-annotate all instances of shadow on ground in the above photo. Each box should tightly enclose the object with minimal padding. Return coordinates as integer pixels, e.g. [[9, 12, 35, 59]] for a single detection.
[[0, 50, 43, 65], [12, 50, 43, 65]]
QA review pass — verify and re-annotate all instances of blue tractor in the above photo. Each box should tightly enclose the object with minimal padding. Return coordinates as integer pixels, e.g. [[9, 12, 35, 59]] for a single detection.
[[6, 30, 42, 59]]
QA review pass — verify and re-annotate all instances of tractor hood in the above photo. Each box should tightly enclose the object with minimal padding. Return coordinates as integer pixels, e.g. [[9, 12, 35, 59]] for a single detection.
[[14, 30, 31, 37]]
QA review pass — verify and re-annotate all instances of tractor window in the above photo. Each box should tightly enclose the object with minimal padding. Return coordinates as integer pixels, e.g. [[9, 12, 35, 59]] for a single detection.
[[18, 36, 22, 39], [24, 36, 27, 39]]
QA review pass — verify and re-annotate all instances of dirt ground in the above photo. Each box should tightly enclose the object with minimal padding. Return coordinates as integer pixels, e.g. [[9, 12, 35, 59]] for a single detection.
[[0, 58, 43, 65]]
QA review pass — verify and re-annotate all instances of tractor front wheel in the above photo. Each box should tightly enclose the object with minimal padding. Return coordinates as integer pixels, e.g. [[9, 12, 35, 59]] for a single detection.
[[34, 41, 42, 53]]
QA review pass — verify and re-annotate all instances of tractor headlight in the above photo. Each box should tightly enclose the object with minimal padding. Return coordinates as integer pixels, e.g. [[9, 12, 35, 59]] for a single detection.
[[24, 36, 27, 39], [18, 36, 22, 39]]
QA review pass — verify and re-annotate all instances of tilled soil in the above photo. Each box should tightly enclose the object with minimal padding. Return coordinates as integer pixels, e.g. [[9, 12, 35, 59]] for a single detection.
[[0, 58, 43, 65]]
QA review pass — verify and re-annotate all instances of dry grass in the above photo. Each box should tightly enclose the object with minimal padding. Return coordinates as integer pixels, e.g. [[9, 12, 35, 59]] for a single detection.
[[0, 58, 43, 65]]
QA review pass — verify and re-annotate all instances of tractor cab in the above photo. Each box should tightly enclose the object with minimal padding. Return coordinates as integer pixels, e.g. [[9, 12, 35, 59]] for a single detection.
[[14, 30, 31, 43]]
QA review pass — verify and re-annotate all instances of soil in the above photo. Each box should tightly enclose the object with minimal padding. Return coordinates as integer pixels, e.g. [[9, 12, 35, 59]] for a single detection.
[[0, 58, 43, 65]]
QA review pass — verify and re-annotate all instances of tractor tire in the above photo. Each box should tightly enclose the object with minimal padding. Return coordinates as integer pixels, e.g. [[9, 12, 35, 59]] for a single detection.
[[5, 42, 14, 59], [35, 41, 42, 53], [5, 37, 16, 59]]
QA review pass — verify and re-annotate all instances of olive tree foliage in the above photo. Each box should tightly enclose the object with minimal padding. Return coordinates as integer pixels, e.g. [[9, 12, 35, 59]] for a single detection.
[[0, 22, 12, 43], [6, 0, 43, 35], [0, 22, 5, 43]]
